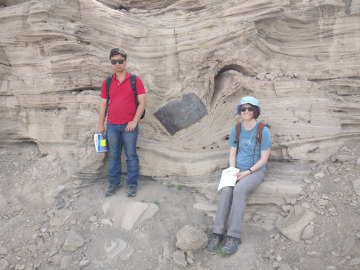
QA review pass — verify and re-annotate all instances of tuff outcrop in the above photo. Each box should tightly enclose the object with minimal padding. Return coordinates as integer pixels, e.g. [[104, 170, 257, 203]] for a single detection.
[[0, 0, 359, 179]]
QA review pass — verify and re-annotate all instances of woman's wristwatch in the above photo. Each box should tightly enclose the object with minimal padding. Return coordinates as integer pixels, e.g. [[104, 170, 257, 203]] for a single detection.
[[248, 168, 253, 174]]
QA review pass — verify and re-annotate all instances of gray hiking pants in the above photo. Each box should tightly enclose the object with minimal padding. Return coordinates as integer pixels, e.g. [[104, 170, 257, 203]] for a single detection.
[[212, 169, 265, 239]]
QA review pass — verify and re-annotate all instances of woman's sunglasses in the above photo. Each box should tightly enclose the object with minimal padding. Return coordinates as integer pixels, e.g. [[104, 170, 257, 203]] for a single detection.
[[239, 106, 254, 112]]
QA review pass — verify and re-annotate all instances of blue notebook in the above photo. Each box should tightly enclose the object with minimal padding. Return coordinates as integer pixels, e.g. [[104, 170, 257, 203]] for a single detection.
[[94, 134, 108, 153]]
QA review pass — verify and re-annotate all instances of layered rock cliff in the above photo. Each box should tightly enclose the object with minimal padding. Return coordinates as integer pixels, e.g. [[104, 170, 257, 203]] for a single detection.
[[0, 0, 359, 179]]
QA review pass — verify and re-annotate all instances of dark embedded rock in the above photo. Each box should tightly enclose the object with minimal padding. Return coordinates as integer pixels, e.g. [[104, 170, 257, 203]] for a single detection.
[[155, 93, 208, 135]]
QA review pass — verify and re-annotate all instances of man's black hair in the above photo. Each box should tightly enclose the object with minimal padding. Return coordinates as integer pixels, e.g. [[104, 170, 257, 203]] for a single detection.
[[109, 48, 127, 60]]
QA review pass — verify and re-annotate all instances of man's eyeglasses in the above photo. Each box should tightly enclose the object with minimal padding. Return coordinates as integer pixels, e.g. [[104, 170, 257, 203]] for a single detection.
[[111, 59, 125, 65], [239, 106, 254, 112]]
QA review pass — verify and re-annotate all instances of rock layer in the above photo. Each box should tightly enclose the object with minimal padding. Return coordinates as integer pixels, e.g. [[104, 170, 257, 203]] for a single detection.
[[0, 0, 359, 178]]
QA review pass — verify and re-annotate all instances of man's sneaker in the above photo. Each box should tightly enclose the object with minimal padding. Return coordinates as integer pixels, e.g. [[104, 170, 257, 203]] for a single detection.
[[221, 236, 242, 254], [127, 186, 137, 197], [105, 185, 119, 197], [206, 233, 223, 252]]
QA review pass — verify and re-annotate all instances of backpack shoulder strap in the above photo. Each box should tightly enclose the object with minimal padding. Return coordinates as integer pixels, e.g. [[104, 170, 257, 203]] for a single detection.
[[130, 74, 145, 119], [130, 74, 138, 106], [104, 75, 113, 116], [127, 74, 146, 119], [235, 123, 241, 143], [106, 75, 112, 93], [235, 123, 241, 154], [256, 122, 266, 144]]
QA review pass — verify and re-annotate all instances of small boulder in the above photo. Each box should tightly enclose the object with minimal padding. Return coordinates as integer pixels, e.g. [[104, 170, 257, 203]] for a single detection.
[[176, 225, 208, 252], [173, 250, 187, 268], [62, 230, 84, 251], [276, 205, 316, 242], [301, 224, 315, 240]]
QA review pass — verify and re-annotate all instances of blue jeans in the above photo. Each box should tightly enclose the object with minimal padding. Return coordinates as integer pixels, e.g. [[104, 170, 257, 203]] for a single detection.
[[106, 123, 139, 188]]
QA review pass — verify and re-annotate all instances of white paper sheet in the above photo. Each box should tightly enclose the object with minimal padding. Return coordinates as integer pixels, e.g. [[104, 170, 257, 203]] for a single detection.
[[217, 167, 240, 191]]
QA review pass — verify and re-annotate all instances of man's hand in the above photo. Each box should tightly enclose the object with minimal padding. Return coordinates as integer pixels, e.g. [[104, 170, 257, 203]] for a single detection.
[[125, 121, 137, 132], [98, 125, 105, 136]]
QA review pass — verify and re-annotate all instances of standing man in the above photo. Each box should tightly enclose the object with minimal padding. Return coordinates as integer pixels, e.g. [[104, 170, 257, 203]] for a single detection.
[[98, 48, 146, 197]]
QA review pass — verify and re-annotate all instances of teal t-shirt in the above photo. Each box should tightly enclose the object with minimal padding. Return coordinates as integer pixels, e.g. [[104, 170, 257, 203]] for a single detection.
[[228, 122, 272, 171]]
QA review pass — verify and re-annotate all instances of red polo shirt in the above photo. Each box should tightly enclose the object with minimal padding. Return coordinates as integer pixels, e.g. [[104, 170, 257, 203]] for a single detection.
[[101, 72, 146, 124]]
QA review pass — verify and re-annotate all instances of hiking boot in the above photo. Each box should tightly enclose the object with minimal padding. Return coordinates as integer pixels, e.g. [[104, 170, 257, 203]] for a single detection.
[[206, 233, 223, 252], [105, 185, 119, 197], [221, 236, 242, 255], [127, 186, 137, 197]]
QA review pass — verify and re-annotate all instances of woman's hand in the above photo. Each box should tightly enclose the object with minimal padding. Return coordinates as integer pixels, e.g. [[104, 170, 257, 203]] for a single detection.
[[235, 170, 251, 181]]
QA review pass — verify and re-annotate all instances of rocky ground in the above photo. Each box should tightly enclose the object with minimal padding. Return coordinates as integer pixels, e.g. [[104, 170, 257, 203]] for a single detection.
[[0, 138, 360, 270]]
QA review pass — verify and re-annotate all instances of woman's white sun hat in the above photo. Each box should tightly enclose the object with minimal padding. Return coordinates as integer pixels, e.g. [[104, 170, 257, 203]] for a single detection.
[[236, 96, 262, 115]]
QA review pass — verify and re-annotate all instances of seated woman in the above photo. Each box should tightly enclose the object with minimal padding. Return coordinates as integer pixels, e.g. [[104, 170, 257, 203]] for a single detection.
[[207, 96, 272, 255]]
